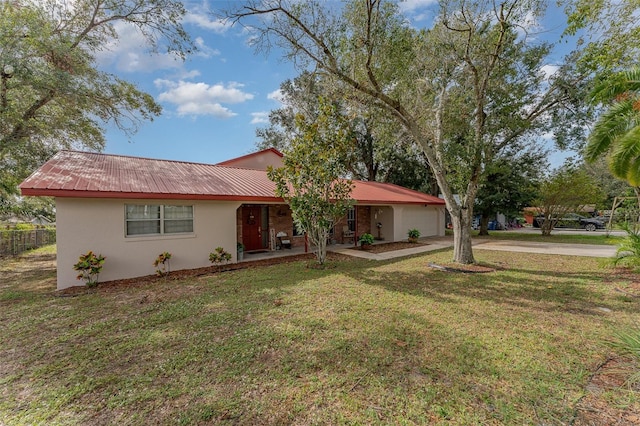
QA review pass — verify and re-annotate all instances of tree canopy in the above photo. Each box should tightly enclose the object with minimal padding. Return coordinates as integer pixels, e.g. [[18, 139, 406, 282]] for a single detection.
[[0, 0, 193, 197], [534, 163, 605, 236], [584, 67, 640, 186], [267, 99, 354, 265]]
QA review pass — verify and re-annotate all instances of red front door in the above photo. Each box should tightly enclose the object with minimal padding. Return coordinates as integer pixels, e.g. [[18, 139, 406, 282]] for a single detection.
[[242, 207, 262, 251]]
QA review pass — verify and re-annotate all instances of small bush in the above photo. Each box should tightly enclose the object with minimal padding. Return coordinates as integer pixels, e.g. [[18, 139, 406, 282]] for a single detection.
[[407, 229, 421, 240], [73, 251, 106, 287], [153, 252, 172, 277], [209, 247, 232, 269], [359, 233, 374, 246]]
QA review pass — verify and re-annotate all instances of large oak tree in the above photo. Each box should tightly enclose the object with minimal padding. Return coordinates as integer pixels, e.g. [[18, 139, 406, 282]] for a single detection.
[[0, 0, 193, 196], [227, 0, 583, 264]]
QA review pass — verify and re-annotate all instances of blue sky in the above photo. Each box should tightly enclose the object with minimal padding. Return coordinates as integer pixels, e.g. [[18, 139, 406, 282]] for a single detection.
[[100, 0, 576, 167]]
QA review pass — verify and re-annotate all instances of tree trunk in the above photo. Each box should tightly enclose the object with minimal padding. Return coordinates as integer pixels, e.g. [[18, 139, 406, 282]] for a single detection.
[[540, 217, 554, 236], [450, 208, 475, 264], [307, 226, 327, 265], [478, 215, 490, 236]]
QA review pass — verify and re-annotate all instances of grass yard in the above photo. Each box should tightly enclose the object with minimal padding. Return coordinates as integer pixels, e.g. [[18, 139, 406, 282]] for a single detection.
[[1, 245, 639, 425]]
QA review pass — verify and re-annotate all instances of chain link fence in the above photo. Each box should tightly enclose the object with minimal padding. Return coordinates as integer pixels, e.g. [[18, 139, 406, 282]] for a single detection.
[[0, 228, 56, 256]]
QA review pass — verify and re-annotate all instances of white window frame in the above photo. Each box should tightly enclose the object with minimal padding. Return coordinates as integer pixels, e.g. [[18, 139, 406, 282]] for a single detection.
[[347, 207, 356, 232], [125, 204, 194, 237]]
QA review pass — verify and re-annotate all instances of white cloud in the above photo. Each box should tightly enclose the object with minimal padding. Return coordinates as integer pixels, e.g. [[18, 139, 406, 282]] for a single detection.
[[540, 64, 560, 80], [267, 89, 285, 103], [251, 112, 269, 124], [183, 12, 230, 33], [180, 69, 202, 79], [155, 80, 254, 118], [96, 18, 221, 72], [96, 21, 184, 73], [194, 37, 221, 58], [177, 102, 235, 118], [398, 0, 438, 12]]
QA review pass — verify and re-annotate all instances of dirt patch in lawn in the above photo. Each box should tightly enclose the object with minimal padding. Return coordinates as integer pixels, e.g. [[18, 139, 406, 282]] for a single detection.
[[604, 268, 640, 298], [573, 356, 640, 425]]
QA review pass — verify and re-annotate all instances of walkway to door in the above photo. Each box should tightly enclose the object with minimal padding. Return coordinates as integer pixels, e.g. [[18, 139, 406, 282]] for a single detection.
[[240, 236, 616, 263]]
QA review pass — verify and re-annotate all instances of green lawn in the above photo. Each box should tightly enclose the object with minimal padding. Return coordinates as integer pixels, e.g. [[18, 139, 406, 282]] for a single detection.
[[472, 230, 623, 245], [1, 245, 638, 424]]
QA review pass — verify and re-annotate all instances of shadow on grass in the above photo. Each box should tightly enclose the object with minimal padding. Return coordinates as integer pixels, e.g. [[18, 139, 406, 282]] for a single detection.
[[340, 254, 638, 316]]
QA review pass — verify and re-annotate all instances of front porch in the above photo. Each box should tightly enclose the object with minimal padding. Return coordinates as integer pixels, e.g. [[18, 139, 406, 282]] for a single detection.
[[236, 204, 394, 255]]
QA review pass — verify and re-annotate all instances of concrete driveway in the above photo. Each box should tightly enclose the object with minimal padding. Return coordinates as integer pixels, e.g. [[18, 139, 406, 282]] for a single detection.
[[471, 239, 617, 258], [331, 235, 618, 261]]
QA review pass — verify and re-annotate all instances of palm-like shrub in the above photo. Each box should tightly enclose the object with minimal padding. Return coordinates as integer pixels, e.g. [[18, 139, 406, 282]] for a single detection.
[[612, 328, 640, 385], [613, 222, 640, 269]]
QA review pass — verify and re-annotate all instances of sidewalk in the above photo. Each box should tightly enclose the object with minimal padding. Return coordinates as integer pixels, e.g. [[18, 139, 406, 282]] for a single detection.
[[329, 237, 453, 261]]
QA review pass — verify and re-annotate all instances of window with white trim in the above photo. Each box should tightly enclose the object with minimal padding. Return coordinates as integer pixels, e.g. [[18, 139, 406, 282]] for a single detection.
[[347, 207, 356, 232], [125, 204, 193, 236]]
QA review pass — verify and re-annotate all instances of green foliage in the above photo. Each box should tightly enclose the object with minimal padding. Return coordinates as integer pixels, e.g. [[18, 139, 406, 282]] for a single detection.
[[612, 327, 640, 385], [13, 223, 34, 231], [585, 67, 640, 186], [534, 163, 605, 235], [476, 149, 546, 234], [153, 252, 172, 277], [0, 194, 55, 221], [407, 229, 421, 240], [72, 251, 105, 287], [358, 233, 375, 246], [0, 0, 193, 194], [612, 222, 640, 269], [209, 247, 232, 269], [237, 242, 245, 252], [257, 73, 436, 193], [565, 0, 640, 73], [267, 98, 354, 265]]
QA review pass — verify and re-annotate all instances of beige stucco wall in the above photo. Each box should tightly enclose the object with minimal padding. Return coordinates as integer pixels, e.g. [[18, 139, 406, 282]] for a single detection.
[[369, 206, 394, 241], [56, 198, 241, 290], [223, 151, 283, 170], [390, 205, 445, 241]]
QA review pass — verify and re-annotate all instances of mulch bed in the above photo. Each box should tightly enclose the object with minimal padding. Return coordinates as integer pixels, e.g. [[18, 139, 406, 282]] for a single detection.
[[56, 252, 335, 296]]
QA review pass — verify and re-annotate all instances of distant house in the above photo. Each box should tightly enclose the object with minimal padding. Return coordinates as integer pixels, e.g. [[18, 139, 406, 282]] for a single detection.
[[1, 215, 54, 226], [20, 149, 445, 290]]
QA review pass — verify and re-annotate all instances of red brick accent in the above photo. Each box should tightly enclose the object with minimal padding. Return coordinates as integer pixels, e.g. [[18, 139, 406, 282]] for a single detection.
[[356, 206, 371, 238], [239, 203, 375, 249], [268, 204, 305, 249]]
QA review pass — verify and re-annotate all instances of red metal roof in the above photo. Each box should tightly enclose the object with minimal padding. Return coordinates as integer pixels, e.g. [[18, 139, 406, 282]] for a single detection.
[[19, 151, 445, 205], [351, 180, 445, 205]]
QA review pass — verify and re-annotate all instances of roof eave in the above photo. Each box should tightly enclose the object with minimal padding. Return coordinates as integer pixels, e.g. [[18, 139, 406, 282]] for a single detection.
[[19, 188, 283, 203]]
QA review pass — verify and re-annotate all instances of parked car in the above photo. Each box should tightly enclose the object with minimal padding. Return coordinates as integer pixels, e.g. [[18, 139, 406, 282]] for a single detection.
[[533, 213, 606, 231]]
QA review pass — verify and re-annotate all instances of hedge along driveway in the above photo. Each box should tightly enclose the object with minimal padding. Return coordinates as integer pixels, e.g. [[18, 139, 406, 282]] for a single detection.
[[1, 245, 639, 425]]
